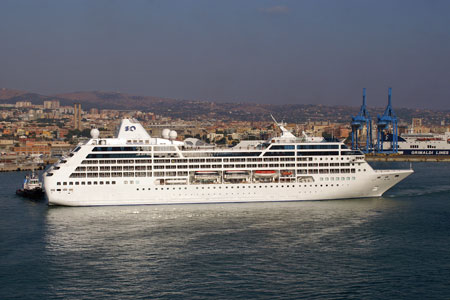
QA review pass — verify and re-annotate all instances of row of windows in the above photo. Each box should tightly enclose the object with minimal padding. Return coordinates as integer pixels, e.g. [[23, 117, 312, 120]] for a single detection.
[[76, 166, 151, 171], [92, 144, 347, 152], [115, 143, 177, 152], [75, 162, 357, 173], [55, 182, 356, 193], [264, 151, 295, 157], [57, 181, 116, 186], [70, 172, 153, 178], [80, 155, 359, 166], [134, 183, 350, 190], [87, 154, 152, 159], [320, 176, 356, 181], [93, 146, 151, 152], [69, 168, 357, 179], [297, 145, 340, 150], [270, 145, 295, 150]]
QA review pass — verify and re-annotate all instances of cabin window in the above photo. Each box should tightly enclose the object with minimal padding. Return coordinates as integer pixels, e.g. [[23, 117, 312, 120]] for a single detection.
[[264, 151, 295, 157], [270, 145, 295, 150]]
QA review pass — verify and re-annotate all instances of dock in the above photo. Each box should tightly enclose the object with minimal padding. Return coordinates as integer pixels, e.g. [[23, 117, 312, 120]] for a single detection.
[[0, 158, 58, 172], [0, 164, 46, 172]]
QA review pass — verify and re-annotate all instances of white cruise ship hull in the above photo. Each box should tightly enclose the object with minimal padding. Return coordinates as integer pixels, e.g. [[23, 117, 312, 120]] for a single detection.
[[45, 169, 412, 206]]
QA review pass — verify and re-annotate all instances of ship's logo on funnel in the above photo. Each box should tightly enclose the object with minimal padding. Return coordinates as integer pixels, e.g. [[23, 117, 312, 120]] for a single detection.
[[125, 126, 136, 131]]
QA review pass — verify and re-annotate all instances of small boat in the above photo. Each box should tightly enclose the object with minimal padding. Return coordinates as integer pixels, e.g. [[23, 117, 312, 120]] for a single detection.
[[194, 171, 220, 180], [254, 170, 278, 177], [165, 178, 188, 185], [16, 171, 45, 199], [224, 170, 250, 179], [281, 170, 293, 176]]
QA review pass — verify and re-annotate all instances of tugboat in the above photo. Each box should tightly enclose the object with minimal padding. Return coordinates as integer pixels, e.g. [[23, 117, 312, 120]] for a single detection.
[[16, 171, 45, 199]]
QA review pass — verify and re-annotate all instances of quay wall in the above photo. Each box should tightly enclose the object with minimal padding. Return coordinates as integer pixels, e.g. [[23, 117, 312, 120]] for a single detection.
[[0, 158, 57, 172]]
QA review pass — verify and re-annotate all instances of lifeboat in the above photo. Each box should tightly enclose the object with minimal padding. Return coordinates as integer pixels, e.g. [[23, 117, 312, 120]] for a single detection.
[[165, 178, 187, 185], [194, 171, 220, 180], [224, 170, 249, 179], [297, 176, 315, 183], [254, 170, 277, 177], [281, 171, 293, 176]]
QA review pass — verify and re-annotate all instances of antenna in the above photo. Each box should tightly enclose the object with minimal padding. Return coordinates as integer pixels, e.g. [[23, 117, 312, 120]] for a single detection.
[[270, 114, 296, 139], [270, 114, 278, 125]]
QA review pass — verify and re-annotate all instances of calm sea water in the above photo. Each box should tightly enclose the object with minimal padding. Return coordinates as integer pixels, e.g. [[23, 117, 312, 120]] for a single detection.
[[1, 162, 450, 299]]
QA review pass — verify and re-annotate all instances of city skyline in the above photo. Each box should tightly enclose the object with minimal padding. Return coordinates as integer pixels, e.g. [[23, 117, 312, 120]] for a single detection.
[[1, 0, 450, 109]]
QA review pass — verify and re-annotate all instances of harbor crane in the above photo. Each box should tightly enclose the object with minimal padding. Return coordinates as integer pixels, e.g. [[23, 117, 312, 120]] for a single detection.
[[376, 88, 398, 153], [351, 88, 373, 153]]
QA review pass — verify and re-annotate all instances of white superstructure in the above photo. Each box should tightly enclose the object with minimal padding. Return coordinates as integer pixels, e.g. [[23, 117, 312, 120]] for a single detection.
[[44, 119, 413, 206]]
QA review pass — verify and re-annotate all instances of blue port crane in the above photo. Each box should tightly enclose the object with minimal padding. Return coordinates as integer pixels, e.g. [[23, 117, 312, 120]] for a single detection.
[[351, 88, 373, 153], [376, 88, 398, 153]]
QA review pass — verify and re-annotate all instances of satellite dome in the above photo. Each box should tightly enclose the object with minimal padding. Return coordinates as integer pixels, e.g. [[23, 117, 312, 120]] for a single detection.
[[162, 128, 170, 139], [169, 130, 177, 140], [90, 128, 100, 139]]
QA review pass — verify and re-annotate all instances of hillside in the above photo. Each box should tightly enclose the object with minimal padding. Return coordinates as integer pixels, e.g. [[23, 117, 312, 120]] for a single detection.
[[0, 88, 448, 124]]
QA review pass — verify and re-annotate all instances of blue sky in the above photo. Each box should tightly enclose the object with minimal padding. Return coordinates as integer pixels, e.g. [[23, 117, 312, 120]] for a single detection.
[[1, 0, 449, 109]]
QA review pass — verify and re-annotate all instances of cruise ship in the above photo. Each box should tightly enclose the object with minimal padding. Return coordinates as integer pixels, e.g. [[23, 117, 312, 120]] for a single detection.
[[43, 119, 413, 206]]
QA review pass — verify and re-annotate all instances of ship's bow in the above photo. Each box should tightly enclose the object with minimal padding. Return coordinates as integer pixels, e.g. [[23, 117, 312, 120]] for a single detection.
[[370, 168, 414, 197]]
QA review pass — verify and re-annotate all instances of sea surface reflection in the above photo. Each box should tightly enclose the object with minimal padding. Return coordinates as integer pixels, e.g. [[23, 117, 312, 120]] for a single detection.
[[43, 199, 407, 299]]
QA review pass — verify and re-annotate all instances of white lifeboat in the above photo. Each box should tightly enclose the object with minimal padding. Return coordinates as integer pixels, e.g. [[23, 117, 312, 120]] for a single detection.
[[194, 171, 220, 180], [224, 170, 250, 179]]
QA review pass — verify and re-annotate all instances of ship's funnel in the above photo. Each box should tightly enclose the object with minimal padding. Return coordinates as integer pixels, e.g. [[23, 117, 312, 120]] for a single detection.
[[117, 119, 151, 139]]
